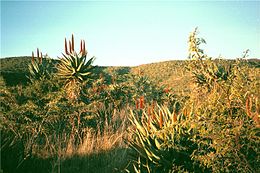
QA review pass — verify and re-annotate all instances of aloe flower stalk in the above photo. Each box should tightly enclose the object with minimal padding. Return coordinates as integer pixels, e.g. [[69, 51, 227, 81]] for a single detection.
[[65, 38, 69, 55], [159, 110, 163, 128]]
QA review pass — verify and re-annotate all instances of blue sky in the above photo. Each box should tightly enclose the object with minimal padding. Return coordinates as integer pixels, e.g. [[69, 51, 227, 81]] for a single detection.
[[1, 1, 260, 66]]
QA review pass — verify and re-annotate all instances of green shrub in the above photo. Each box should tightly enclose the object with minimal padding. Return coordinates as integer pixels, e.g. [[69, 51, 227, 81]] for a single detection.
[[126, 28, 260, 173]]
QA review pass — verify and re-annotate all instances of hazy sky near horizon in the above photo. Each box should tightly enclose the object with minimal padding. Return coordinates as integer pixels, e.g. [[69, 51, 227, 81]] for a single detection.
[[1, 1, 260, 66]]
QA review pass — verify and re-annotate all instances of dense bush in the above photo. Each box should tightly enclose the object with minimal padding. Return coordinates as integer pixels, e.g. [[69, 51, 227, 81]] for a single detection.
[[126, 28, 260, 173]]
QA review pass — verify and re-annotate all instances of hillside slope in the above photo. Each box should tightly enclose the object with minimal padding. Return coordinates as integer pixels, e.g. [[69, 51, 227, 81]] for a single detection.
[[1, 57, 259, 88]]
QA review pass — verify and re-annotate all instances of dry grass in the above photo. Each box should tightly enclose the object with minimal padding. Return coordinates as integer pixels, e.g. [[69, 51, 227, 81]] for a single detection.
[[76, 128, 125, 156], [2, 108, 130, 173]]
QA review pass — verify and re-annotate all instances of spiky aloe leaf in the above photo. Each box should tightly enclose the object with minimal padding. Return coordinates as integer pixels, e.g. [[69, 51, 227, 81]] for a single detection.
[[128, 105, 200, 172], [57, 53, 95, 82]]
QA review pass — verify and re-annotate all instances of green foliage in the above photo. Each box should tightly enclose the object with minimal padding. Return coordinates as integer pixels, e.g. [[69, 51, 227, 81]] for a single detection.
[[1, 77, 97, 160], [127, 72, 165, 104], [28, 49, 54, 82], [0, 56, 32, 72], [127, 104, 208, 173], [127, 28, 260, 173], [57, 53, 95, 82], [186, 29, 260, 172]]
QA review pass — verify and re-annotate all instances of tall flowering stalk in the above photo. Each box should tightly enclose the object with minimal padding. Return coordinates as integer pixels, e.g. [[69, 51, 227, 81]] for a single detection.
[[159, 110, 163, 128], [140, 96, 145, 109], [135, 96, 145, 109]]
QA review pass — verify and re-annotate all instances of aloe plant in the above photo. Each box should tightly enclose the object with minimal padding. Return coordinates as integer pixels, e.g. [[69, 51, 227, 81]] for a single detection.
[[28, 48, 52, 81], [127, 105, 204, 172], [57, 34, 95, 100]]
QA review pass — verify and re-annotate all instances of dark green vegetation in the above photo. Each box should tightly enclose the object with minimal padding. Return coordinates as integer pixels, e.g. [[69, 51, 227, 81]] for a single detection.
[[1, 31, 259, 173]]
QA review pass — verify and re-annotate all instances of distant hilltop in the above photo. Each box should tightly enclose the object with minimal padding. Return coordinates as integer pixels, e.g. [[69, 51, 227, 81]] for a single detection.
[[1, 56, 259, 87], [1, 56, 259, 72]]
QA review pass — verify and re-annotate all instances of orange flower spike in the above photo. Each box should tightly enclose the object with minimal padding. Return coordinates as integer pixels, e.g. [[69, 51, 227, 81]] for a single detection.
[[80, 40, 83, 53], [65, 38, 69, 55], [183, 108, 187, 116], [148, 106, 151, 116], [143, 96, 145, 107], [69, 41, 72, 54], [152, 112, 156, 121], [164, 85, 169, 93], [82, 40, 85, 55], [147, 106, 151, 131], [32, 51, 34, 63], [71, 34, 74, 52], [37, 48, 39, 58], [159, 110, 163, 128], [83, 40, 86, 55], [140, 96, 145, 109], [173, 112, 177, 122], [139, 97, 142, 109]]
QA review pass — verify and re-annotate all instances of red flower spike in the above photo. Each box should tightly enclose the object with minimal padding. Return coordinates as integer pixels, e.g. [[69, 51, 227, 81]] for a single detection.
[[173, 112, 177, 122], [37, 48, 39, 58], [147, 115, 151, 131], [71, 34, 74, 52], [80, 40, 83, 53], [140, 96, 145, 109], [159, 111, 163, 128], [139, 98, 142, 109], [83, 40, 86, 55], [147, 106, 151, 131], [152, 101, 155, 109], [69, 41, 72, 54], [164, 87, 169, 93], [152, 112, 156, 121], [65, 38, 69, 55], [183, 109, 187, 116]]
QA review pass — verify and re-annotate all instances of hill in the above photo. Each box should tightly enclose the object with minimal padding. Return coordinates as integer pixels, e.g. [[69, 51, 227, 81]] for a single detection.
[[1, 56, 259, 88]]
